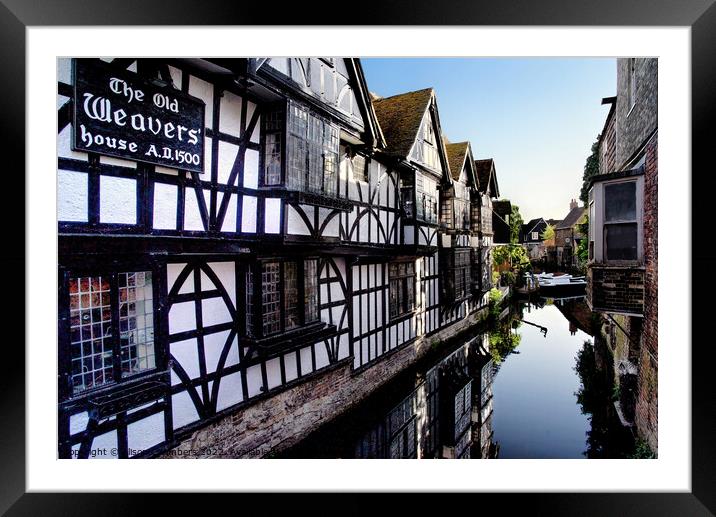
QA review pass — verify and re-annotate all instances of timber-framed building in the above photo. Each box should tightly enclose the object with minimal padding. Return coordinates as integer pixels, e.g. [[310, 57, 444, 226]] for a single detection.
[[57, 58, 503, 459]]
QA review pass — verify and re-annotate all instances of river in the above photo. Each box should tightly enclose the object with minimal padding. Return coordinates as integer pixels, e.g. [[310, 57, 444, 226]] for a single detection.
[[280, 295, 634, 459]]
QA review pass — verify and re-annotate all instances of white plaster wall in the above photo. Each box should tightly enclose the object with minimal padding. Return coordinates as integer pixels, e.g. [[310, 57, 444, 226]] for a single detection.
[[127, 413, 165, 456], [189, 75, 214, 129], [284, 352, 298, 382], [216, 372, 243, 411], [217, 141, 239, 185], [153, 183, 178, 230], [264, 198, 282, 234], [241, 195, 257, 233], [287, 205, 310, 235], [168, 302, 197, 334], [172, 390, 200, 430], [99, 176, 136, 224], [57, 170, 88, 222]]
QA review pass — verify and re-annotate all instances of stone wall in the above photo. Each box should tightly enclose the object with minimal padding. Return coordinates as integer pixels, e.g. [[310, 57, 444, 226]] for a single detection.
[[599, 108, 616, 174], [159, 305, 490, 458], [616, 58, 658, 169]]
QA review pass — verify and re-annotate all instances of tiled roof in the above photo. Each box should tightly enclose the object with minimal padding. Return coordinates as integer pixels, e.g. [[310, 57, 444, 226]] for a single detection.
[[556, 206, 586, 229], [372, 88, 433, 159], [445, 142, 469, 181], [475, 159, 498, 197]]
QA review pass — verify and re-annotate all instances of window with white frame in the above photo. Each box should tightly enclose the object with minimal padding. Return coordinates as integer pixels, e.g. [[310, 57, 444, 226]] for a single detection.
[[531, 231, 539, 240], [588, 174, 644, 264]]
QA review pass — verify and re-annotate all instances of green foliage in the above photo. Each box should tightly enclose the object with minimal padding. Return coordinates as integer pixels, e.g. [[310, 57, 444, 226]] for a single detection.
[[540, 224, 555, 241], [489, 323, 522, 364], [580, 137, 601, 205], [629, 439, 656, 459], [488, 288, 502, 319], [611, 382, 621, 402], [492, 244, 531, 283], [509, 204, 524, 244], [576, 214, 589, 266]]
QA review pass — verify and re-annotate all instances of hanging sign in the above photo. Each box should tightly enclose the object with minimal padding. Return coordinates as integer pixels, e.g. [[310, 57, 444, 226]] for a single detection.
[[72, 59, 206, 173]]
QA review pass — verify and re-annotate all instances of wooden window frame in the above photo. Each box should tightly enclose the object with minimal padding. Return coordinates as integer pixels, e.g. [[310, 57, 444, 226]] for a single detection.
[[388, 261, 416, 321], [245, 257, 321, 340], [58, 261, 165, 402]]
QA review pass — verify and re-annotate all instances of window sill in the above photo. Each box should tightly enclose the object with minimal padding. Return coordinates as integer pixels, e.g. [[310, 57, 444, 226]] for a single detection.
[[388, 310, 416, 325], [246, 321, 338, 355], [61, 369, 170, 415], [286, 191, 353, 211]]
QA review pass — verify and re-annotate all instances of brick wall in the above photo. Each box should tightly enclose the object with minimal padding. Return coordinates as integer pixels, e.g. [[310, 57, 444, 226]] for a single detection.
[[587, 265, 645, 315], [159, 306, 490, 458], [634, 131, 658, 453]]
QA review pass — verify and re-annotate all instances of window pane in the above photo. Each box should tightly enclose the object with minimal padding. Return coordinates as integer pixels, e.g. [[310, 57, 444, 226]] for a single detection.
[[264, 132, 282, 185], [605, 182, 636, 222], [605, 223, 638, 260], [262, 262, 281, 335], [283, 262, 299, 330], [304, 259, 319, 323], [119, 271, 155, 377], [353, 154, 366, 182], [69, 275, 112, 394], [245, 268, 255, 336]]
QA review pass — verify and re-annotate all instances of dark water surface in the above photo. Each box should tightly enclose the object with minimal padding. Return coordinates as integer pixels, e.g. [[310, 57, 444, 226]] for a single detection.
[[281, 297, 633, 459]]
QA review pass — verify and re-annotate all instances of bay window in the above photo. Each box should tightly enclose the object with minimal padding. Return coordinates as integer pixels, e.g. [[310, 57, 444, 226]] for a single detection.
[[588, 172, 644, 264], [441, 248, 472, 301], [286, 102, 339, 196]]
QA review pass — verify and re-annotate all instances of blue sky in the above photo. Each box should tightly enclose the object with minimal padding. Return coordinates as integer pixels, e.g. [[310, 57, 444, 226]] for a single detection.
[[361, 58, 616, 223]]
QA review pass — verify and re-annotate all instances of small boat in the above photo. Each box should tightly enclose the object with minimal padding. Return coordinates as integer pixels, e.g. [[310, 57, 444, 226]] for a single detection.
[[533, 272, 586, 296]]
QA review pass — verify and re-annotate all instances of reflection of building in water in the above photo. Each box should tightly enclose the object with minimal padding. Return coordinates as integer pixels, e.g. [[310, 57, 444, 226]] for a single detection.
[[354, 338, 480, 459], [352, 333, 502, 459], [469, 333, 499, 458]]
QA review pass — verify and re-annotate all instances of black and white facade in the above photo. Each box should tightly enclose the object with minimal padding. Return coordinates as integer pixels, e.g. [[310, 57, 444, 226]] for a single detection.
[[57, 58, 502, 458]]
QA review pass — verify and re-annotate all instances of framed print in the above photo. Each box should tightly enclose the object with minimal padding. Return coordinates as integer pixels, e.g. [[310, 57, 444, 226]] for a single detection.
[[5, 0, 712, 514]]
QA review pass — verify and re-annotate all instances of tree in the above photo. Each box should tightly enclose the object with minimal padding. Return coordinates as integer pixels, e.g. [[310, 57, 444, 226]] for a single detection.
[[540, 224, 555, 241], [580, 137, 601, 205], [509, 204, 524, 244], [576, 215, 589, 267]]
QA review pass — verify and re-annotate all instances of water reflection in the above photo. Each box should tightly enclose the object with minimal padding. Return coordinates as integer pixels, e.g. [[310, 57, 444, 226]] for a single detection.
[[281, 295, 633, 459]]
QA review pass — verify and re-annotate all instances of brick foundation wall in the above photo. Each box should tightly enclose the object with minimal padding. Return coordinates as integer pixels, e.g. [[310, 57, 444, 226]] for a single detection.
[[635, 131, 658, 453], [587, 265, 645, 315], [159, 306, 490, 458]]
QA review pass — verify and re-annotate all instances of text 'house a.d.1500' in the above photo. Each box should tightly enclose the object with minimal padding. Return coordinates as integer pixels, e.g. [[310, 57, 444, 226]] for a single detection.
[[57, 57, 502, 459]]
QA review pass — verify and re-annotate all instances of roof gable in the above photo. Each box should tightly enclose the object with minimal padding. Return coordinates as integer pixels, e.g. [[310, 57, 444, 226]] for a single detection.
[[556, 207, 586, 229], [475, 158, 499, 198], [372, 88, 433, 159], [445, 141, 477, 187]]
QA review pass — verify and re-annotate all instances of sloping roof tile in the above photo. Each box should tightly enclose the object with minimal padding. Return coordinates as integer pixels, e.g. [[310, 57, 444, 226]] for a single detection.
[[445, 142, 469, 181], [372, 88, 433, 159], [556, 207, 586, 229]]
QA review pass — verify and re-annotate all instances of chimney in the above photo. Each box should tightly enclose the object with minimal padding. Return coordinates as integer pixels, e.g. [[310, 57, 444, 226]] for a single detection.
[[569, 198, 577, 210]]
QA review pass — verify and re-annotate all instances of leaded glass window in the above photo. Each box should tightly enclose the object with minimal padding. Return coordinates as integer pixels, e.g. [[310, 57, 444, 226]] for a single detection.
[[245, 258, 321, 338], [262, 108, 283, 186], [286, 101, 339, 196], [389, 261, 415, 319], [261, 261, 281, 335], [304, 259, 319, 323], [67, 270, 156, 396], [283, 261, 299, 331], [118, 272, 155, 376], [352, 153, 367, 183]]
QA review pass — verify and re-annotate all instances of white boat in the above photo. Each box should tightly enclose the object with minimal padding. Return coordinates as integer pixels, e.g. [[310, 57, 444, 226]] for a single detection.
[[533, 272, 586, 295]]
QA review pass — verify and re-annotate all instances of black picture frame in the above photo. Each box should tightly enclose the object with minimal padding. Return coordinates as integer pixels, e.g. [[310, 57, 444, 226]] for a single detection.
[[5, 0, 711, 514]]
